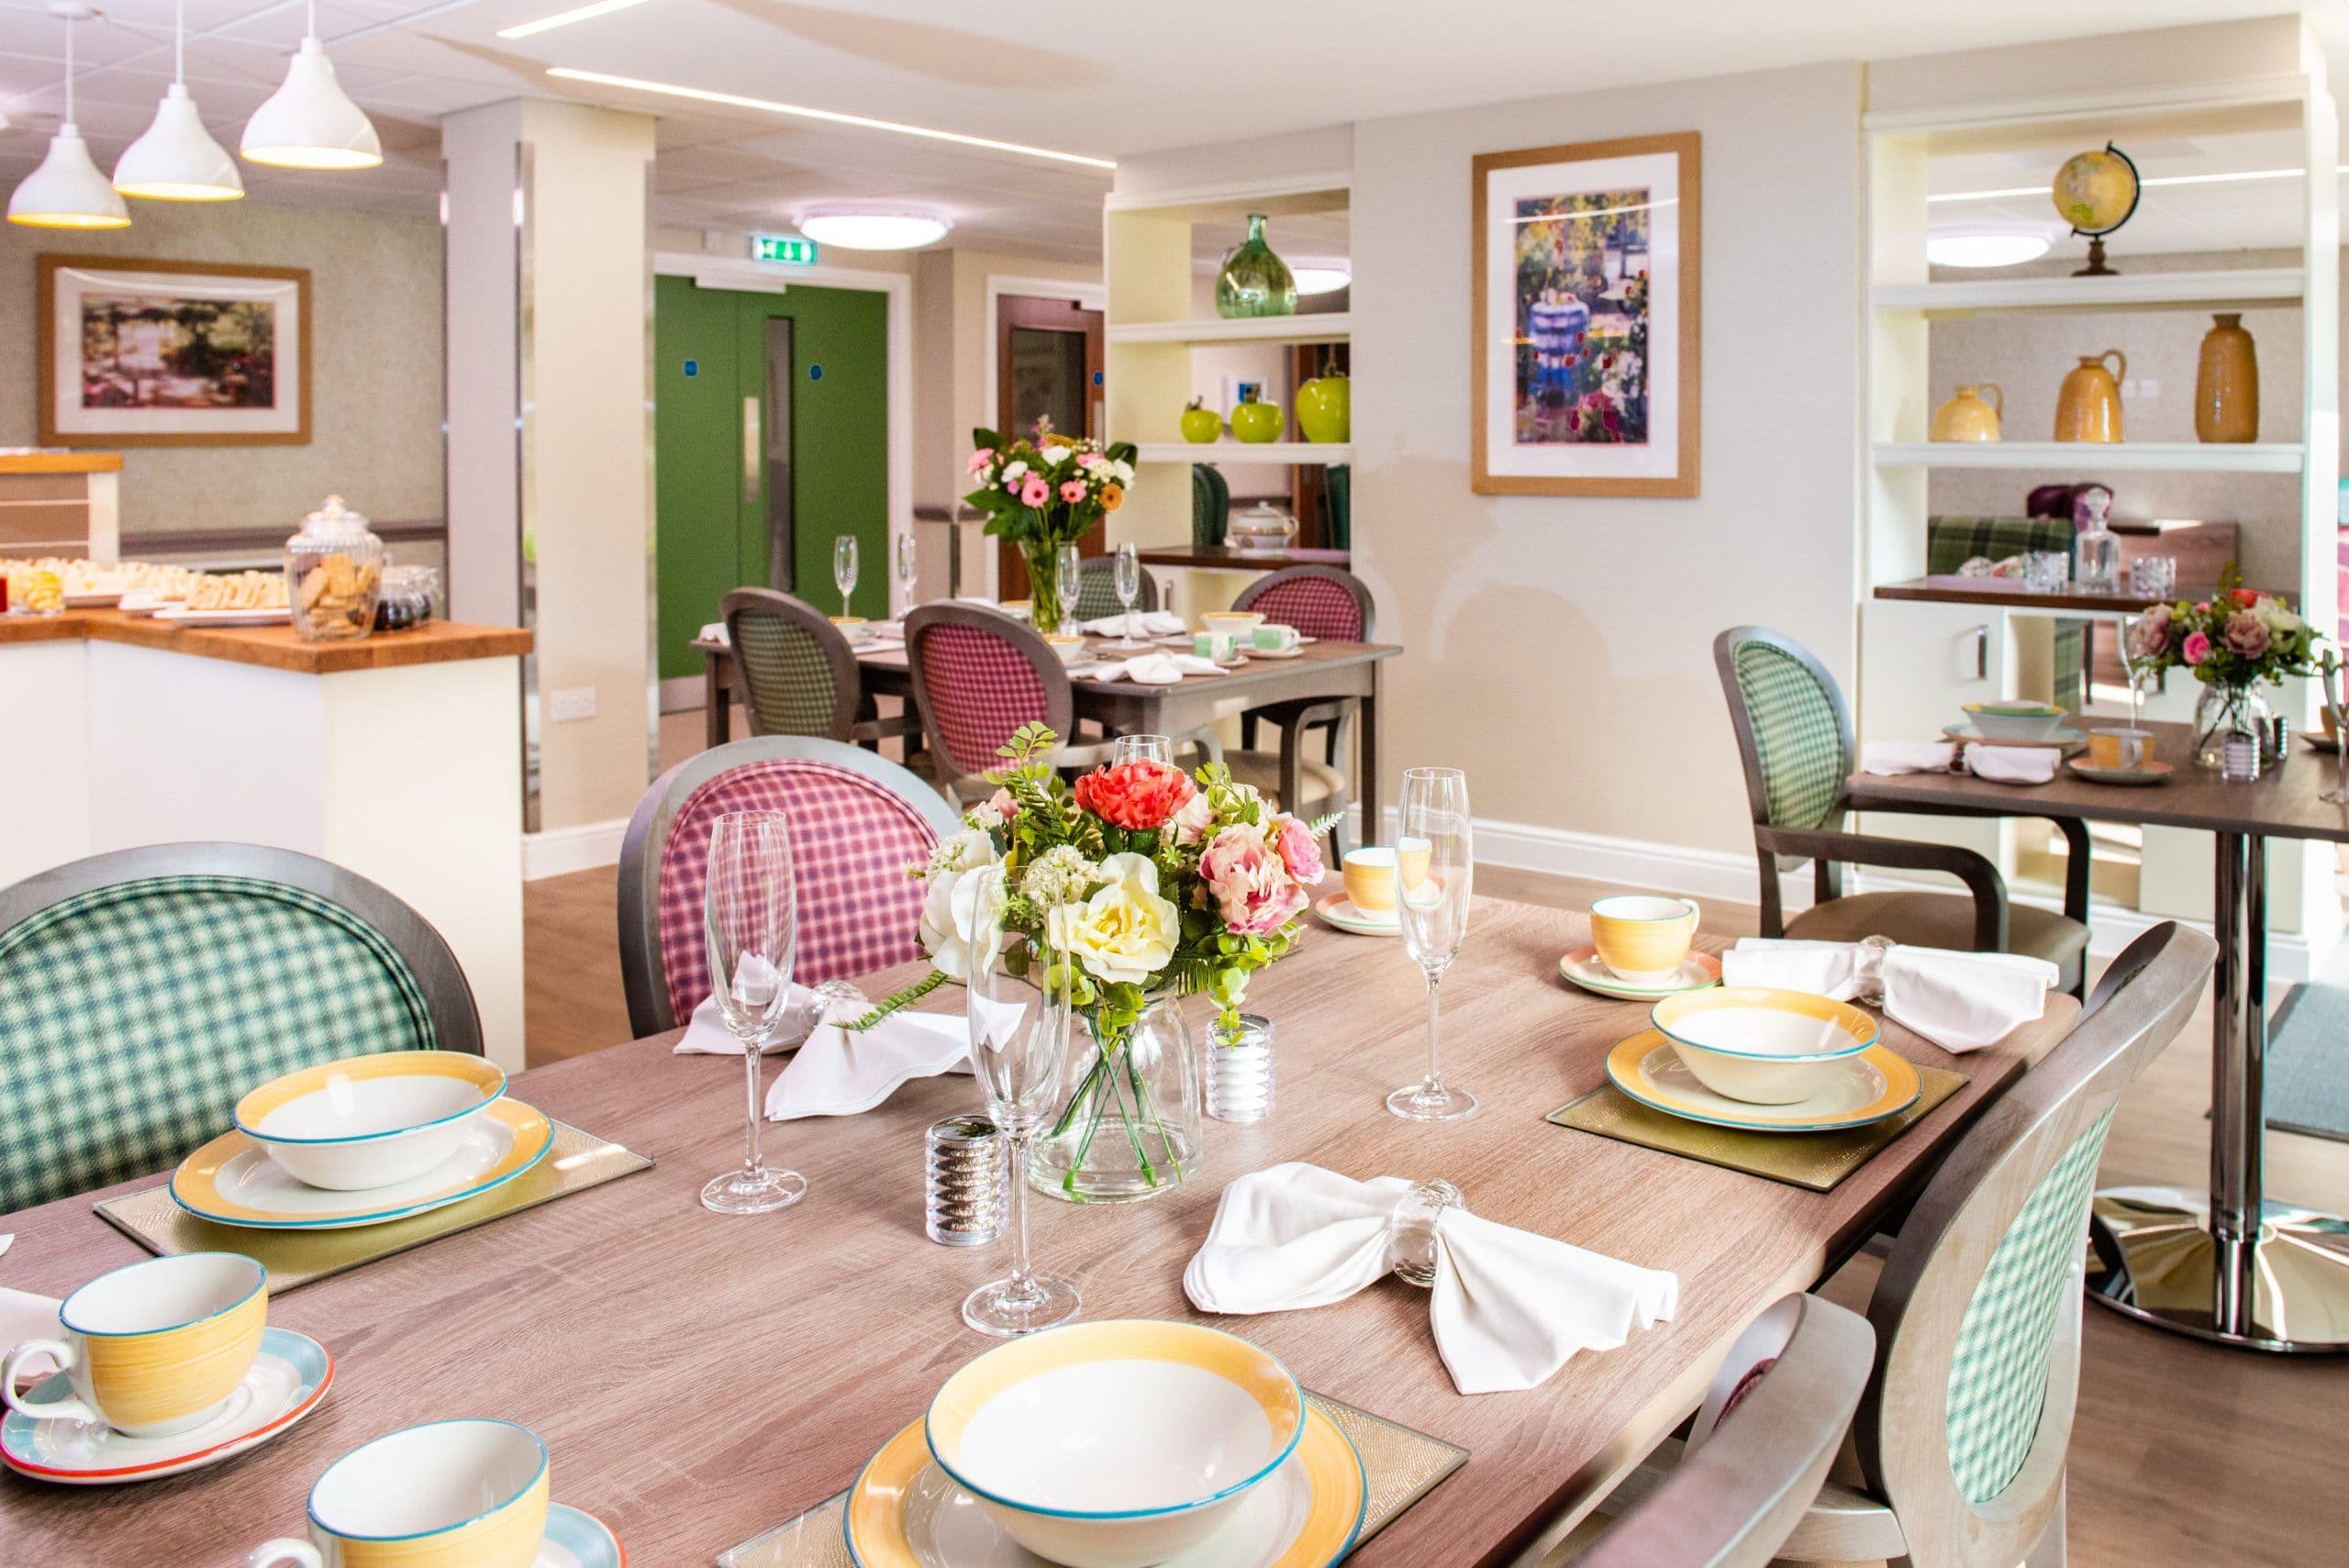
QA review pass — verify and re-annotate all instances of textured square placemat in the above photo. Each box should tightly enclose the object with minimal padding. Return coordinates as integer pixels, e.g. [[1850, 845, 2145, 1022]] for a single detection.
[[94, 1119, 651, 1294], [716, 1390, 1468, 1567], [1545, 1067, 1968, 1191]]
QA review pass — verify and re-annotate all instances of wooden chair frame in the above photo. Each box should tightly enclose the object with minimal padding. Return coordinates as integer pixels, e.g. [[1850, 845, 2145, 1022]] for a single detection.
[[720, 586, 917, 749], [0, 841, 482, 1055], [616, 736, 963, 1039]]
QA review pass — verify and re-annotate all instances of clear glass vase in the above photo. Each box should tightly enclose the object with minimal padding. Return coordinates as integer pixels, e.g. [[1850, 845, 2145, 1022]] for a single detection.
[[2193, 681, 2272, 770], [1019, 539, 1067, 635], [1031, 992, 1205, 1203]]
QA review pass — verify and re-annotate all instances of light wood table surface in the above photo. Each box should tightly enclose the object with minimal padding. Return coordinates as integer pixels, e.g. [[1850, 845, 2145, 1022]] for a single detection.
[[0, 897, 2073, 1565]]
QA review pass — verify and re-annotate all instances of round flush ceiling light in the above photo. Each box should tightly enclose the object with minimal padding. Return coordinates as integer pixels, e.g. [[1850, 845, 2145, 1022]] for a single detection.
[[796, 211, 951, 250], [1292, 263, 1351, 295], [1926, 224, 2054, 269]]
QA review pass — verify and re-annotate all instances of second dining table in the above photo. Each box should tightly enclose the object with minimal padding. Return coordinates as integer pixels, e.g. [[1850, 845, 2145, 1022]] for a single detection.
[[0, 895, 2074, 1566]]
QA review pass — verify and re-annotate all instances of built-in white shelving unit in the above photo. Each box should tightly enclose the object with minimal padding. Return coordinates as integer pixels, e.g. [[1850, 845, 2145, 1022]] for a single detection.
[[1871, 267, 2304, 317], [1108, 314, 1351, 346], [1872, 440, 2305, 473], [1132, 440, 1352, 465]]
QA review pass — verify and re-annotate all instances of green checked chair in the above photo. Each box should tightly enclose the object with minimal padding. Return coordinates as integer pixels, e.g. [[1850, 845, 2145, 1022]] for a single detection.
[[1579, 923, 2213, 1568], [1926, 517, 2087, 715], [1716, 626, 2093, 999], [1191, 462, 1230, 548], [1071, 556, 1160, 623], [0, 845, 480, 1212], [722, 587, 918, 750]]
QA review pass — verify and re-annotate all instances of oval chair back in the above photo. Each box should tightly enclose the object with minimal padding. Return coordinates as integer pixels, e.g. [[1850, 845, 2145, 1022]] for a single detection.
[[617, 737, 963, 1038], [903, 602, 1074, 791], [1233, 564, 1375, 643], [1853, 921, 2213, 1568], [0, 843, 480, 1212], [1072, 557, 1160, 622], [1714, 624, 1854, 840], [721, 587, 863, 740]]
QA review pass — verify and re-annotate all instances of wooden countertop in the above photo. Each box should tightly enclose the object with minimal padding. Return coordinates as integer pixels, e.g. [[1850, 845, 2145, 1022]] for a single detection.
[[0, 606, 530, 674], [0, 451, 121, 475], [1871, 574, 2284, 614], [1137, 544, 1351, 571]]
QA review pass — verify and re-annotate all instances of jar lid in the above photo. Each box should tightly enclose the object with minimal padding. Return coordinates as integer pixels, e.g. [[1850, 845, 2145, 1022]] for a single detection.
[[291, 494, 372, 540]]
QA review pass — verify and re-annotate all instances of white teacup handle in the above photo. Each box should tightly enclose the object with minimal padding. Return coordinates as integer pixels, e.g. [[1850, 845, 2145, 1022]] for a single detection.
[[1684, 899, 1701, 927], [248, 1540, 324, 1568], [1, 1339, 92, 1423]]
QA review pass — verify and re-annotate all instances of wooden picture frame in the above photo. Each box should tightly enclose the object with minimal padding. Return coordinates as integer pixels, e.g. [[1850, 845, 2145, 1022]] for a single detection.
[[1471, 131, 1699, 497], [37, 254, 312, 448]]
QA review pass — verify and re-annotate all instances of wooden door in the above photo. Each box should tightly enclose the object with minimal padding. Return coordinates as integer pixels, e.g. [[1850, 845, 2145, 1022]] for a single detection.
[[995, 294, 1104, 597]]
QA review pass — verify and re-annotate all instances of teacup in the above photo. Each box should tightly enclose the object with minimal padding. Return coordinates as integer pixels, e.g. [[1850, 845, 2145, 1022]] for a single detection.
[[829, 615, 871, 644], [1252, 624, 1301, 653], [1044, 634, 1087, 665], [1589, 894, 1701, 985], [1194, 629, 1238, 662], [1202, 610, 1264, 640], [2087, 727, 2154, 772], [4, 1252, 266, 1438], [250, 1419, 551, 1568], [1341, 840, 1431, 914]]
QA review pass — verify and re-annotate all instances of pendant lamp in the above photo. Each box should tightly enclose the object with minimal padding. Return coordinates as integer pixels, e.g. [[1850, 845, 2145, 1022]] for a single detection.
[[115, 0, 243, 200], [240, 0, 381, 170], [8, 8, 130, 229]]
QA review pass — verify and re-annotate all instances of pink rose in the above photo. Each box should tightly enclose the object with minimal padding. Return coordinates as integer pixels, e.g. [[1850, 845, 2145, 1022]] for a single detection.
[[2183, 630, 2211, 666], [1269, 815, 1325, 886], [1170, 791, 1213, 846], [967, 447, 995, 473], [2128, 604, 2171, 660], [1020, 475, 1051, 507], [2223, 610, 2270, 659], [987, 787, 1019, 822], [1199, 824, 1307, 935], [1059, 480, 1087, 504]]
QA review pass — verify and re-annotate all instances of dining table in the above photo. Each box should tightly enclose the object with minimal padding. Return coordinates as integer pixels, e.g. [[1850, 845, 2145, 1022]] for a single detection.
[[0, 896, 2075, 1566], [1846, 717, 2349, 1353]]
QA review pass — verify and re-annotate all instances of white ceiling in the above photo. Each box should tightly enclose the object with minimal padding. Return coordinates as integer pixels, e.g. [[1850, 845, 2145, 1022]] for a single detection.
[[0, 0, 2343, 261]]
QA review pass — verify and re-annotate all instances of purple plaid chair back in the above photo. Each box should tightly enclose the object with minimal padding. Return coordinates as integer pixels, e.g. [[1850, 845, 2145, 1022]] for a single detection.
[[906, 610, 1063, 780], [1236, 566, 1374, 642], [649, 759, 940, 1027]]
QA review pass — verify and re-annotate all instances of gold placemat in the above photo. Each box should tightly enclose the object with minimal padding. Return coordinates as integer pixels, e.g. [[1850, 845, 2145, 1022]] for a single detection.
[[94, 1120, 651, 1294], [1546, 1067, 1968, 1192], [716, 1390, 1467, 1567]]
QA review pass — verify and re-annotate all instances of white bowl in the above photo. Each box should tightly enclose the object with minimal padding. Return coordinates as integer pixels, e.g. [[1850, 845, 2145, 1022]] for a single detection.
[[925, 1321, 1304, 1568], [1962, 701, 2065, 741], [235, 1051, 507, 1191], [1045, 635, 1088, 665], [1648, 987, 1877, 1105]]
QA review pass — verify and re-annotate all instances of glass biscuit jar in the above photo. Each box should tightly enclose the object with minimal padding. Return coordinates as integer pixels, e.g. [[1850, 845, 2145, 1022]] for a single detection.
[[284, 495, 383, 641]]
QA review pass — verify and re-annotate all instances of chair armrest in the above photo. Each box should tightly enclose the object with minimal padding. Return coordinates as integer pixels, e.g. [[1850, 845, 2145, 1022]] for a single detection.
[[1852, 799, 2092, 924], [1249, 696, 1355, 736], [1757, 826, 2008, 951]]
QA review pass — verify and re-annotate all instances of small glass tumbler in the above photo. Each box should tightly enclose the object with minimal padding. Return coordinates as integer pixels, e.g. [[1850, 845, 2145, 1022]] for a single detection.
[[925, 1115, 1007, 1248], [1208, 1014, 1275, 1124], [2130, 555, 2178, 600], [2023, 551, 2072, 594]]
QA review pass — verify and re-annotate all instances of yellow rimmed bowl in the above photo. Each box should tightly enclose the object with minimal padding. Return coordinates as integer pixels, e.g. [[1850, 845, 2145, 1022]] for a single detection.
[[1648, 986, 1878, 1106], [924, 1320, 1306, 1568], [234, 1051, 507, 1192], [1962, 700, 2065, 741]]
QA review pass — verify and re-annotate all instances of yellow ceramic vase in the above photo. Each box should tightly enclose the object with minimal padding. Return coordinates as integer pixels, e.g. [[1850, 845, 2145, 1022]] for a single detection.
[[2054, 350, 2125, 442], [2195, 313, 2259, 443], [1931, 383, 2003, 441]]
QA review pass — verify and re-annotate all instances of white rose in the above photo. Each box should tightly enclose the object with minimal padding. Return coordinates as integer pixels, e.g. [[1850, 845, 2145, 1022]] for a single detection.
[[932, 828, 996, 875], [1111, 459, 1135, 484], [1045, 851, 1179, 985], [1000, 460, 1028, 483], [919, 859, 1001, 980]]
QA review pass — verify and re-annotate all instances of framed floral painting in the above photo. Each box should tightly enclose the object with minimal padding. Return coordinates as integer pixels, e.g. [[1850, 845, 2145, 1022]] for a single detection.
[[1471, 132, 1698, 496]]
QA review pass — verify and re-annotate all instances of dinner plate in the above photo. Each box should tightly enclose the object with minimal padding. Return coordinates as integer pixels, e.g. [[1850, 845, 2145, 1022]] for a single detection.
[[842, 1404, 1364, 1568], [1604, 1030, 1920, 1132], [1312, 893, 1399, 937], [2066, 759, 2176, 787], [1943, 723, 2086, 751], [171, 1099, 553, 1229], [1556, 946, 1721, 1000], [540, 1504, 627, 1568], [153, 606, 293, 627], [2, 1327, 331, 1485]]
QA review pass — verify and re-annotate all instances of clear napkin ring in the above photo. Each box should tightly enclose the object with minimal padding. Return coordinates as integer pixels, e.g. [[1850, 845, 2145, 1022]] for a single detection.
[[1855, 934, 1896, 1006], [1390, 1178, 1466, 1287]]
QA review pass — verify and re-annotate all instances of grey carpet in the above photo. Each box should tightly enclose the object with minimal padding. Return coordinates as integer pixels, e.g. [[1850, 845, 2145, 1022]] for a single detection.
[[2268, 979, 2349, 1143]]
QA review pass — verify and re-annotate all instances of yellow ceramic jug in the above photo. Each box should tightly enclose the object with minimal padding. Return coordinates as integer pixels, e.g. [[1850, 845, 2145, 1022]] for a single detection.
[[1932, 384, 2003, 442], [2054, 350, 2125, 442]]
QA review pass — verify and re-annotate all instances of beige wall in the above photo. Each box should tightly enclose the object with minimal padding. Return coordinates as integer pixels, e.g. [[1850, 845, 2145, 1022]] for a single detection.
[[0, 200, 444, 539]]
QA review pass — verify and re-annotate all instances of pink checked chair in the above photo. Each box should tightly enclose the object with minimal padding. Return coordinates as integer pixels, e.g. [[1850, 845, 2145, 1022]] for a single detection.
[[616, 737, 963, 1038], [903, 602, 1118, 804], [1228, 565, 1376, 854]]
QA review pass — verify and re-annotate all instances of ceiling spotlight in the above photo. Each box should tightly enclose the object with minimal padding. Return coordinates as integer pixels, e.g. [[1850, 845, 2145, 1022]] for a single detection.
[[9, 7, 129, 229], [115, 0, 242, 201], [1292, 263, 1350, 296], [241, 0, 382, 170], [796, 211, 951, 250], [1926, 224, 2054, 269]]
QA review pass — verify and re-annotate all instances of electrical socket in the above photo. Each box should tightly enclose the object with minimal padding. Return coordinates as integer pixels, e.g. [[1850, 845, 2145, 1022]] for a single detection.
[[548, 686, 598, 722]]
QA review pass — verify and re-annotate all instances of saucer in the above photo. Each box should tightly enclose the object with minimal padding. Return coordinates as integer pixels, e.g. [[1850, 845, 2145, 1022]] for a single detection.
[[1313, 893, 1399, 937], [1943, 723, 2086, 751], [540, 1503, 627, 1568], [1557, 947, 1722, 1000], [2302, 731, 2341, 755], [1605, 1031, 1920, 1132], [172, 1099, 554, 1229], [2, 1327, 330, 1484], [2066, 759, 2176, 787], [1243, 644, 1307, 660], [843, 1403, 1364, 1568]]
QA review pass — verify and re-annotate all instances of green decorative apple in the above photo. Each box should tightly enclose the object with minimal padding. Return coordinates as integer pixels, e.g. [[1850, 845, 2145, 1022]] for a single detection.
[[1230, 394, 1285, 444], [1180, 397, 1222, 444], [1295, 373, 1351, 443]]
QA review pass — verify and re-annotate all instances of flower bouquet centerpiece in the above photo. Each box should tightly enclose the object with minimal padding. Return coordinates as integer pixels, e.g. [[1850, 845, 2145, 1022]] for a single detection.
[[963, 420, 1135, 635], [2125, 564, 2321, 768], [888, 725, 1330, 1202]]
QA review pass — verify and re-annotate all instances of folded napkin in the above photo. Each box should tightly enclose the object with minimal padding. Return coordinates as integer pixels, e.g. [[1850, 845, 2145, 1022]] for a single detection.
[[1860, 740, 1954, 775], [674, 985, 970, 1118], [1078, 609, 1186, 637], [698, 621, 729, 646], [1859, 740, 2055, 785], [1089, 652, 1229, 685], [1721, 938, 2057, 1052], [1184, 1162, 1676, 1395]]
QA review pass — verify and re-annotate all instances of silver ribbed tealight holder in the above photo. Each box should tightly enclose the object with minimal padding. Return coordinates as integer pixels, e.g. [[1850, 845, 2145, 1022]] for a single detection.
[[925, 1115, 1006, 1247], [1208, 1013, 1275, 1124]]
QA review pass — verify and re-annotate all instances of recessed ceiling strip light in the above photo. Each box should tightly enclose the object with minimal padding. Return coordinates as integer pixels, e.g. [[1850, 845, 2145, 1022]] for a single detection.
[[498, 0, 656, 41], [544, 66, 1116, 169]]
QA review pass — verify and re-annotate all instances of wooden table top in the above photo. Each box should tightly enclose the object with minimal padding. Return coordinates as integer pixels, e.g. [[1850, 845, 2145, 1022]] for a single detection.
[[849, 633, 1398, 696], [0, 898, 2075, 1566], [1872, 574, 2211, 614], [1136, 545, 1352, 572], [0, 453, 120, 476], [0, 607, 532, 675], [1850, 717, 2349, 843]]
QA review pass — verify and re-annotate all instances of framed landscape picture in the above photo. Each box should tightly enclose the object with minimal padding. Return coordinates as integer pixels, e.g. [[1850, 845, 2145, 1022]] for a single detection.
[[38, 255, 310, 447], [1471, 132, 1698, 496]]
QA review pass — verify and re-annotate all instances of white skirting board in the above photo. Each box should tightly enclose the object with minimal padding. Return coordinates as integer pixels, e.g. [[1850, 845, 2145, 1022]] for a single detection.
[[524, 817, 630, 881]]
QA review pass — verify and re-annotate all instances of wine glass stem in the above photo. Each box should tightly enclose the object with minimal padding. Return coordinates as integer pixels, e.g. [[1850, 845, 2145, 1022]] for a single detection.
[[1422, 971, 1443, 1090], [1006, 1130, 1035, 1295], [740, 1033, 766, 1175]]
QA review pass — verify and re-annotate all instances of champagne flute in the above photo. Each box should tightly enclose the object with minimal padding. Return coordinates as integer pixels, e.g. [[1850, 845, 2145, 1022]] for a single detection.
[[2118, 610, 2154, 731], [1388, 767, 1477, 1121], [1054, 543, 1083, 637], [1110, 542, 1151, 651], [895, 532, 918, 610], [832, 535, 860, 620], [701, 810, 807, 1213], [963, 865, 1083, 1336]]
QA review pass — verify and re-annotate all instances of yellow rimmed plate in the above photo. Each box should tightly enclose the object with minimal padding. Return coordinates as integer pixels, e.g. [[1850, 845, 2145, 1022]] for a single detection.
[[170, 1099, 554, 1229], [1604, 1030, 1920, 1132], [843, 1404, 1364, 1568]]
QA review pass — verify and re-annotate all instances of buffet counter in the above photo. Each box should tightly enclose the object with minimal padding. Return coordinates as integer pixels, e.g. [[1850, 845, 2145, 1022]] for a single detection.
[[2, 609, 532, 1067]]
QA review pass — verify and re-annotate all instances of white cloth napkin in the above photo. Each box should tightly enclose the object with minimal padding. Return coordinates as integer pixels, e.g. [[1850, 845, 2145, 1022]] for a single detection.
[[1859, 740, 2055, 785], [674, 987, 970, 1118], [698, 621, 729, 646], [1078, 609, 1186, 637], [1720, 938, 2057, 1052], [1089, 652, 1229, 684], [1184, 1162, 1677, 1395], [1860, 740, 1955, 775]]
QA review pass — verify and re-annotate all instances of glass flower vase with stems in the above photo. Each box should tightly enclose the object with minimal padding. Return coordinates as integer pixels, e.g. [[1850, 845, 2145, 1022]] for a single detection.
[[2192, 681, 2274, 770], [1019, 536, 1083, 635], [1030, 988, 1205, 1203]]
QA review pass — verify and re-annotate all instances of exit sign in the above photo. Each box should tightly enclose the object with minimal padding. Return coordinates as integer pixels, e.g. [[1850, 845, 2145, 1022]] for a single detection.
[[751, 234, 818, 266]]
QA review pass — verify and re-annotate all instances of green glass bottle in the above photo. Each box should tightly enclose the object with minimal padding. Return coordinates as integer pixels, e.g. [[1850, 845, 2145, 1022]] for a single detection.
[[1215, 214, 1297, 318]]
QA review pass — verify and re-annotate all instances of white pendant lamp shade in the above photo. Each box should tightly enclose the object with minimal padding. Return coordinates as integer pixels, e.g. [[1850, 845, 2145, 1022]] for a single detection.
[[241, 38, 382, 169], [9, 124, 128, 228], [116, 85, 243, 200]]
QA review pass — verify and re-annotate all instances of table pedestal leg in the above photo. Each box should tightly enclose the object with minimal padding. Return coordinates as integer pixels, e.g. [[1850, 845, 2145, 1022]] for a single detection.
[[2087, 830, 2349, 1351]]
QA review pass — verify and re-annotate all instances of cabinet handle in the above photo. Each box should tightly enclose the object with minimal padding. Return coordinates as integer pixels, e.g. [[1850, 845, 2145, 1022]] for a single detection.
[[1969, 624, 1988, 681], [742, 397, 762, 506]]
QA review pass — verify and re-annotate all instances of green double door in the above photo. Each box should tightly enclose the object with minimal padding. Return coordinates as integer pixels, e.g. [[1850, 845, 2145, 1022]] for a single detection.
[[654, 275, 888, 681]]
